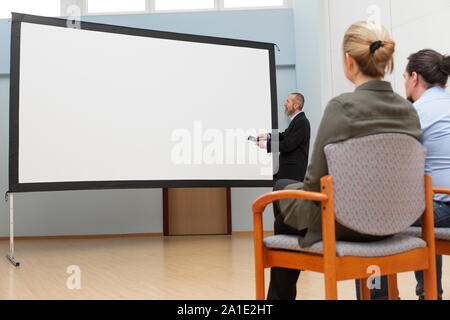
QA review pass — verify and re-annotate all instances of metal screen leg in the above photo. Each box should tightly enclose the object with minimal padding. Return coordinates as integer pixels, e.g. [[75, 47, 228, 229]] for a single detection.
[[6, 193, 20, 267]]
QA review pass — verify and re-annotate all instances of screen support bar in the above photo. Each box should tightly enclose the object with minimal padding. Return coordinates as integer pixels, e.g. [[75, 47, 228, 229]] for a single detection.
[[6, 193, 20, 267]]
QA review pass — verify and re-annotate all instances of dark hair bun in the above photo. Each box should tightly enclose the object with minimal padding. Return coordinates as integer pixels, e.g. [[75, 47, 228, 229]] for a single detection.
[[407, 49, 449, 87], [441, 55, 450, 76]]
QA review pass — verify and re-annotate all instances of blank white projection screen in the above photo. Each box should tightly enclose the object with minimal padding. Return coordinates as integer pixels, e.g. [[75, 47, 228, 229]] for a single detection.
[[16, 22, 274, 186]]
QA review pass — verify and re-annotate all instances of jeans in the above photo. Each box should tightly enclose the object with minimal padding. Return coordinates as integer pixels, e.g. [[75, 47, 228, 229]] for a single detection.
[[355, 200, 450, 300]]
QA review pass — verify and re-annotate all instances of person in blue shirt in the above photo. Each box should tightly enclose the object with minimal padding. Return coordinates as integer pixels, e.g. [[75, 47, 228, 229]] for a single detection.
[[404, 49, 450, 300]]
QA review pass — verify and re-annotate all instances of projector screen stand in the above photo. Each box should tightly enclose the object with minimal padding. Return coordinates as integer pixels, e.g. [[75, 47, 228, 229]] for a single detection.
[[6, 193, 20, 267]]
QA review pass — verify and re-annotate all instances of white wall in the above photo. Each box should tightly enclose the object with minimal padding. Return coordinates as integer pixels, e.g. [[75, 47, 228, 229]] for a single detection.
[[327, 0, 393, 96], [292, 0, 332, 146], [325, 0, 450, 99], [390, 0, 450, 96]]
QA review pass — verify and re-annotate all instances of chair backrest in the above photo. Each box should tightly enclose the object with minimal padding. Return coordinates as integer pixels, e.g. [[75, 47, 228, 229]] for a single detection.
[[323, 134, 426, 236]]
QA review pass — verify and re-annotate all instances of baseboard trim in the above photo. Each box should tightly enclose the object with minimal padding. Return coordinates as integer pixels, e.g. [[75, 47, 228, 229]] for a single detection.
[[0, 232, 164, 241], [232, 231, 274, 236], [0, 230, 274, 241]]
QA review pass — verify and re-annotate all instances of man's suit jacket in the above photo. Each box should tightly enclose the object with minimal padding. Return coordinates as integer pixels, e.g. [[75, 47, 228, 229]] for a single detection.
[[278, 81, 423, 248], [268, 112, 310, 182]]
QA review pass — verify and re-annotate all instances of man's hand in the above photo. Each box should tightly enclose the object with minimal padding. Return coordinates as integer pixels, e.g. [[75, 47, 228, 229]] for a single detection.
[[256, 140, 266, 149], [257, 133, 268, 141]]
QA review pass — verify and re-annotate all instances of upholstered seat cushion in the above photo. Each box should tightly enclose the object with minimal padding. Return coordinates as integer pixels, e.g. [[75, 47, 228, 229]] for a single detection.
[[401, 227, 450, 241], [263, 234, 426, 257]]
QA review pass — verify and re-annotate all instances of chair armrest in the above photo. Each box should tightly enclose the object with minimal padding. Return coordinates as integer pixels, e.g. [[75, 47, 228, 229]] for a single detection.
[[433, 187, 450, 195], [252, 190, 328, 215]]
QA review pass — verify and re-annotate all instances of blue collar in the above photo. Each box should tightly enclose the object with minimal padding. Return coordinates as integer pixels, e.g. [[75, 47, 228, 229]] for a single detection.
[[414, 86, 446, 106]]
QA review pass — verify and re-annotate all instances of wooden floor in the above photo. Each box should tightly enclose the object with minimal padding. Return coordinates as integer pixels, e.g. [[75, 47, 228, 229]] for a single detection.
[[0, 233, 448, 300]]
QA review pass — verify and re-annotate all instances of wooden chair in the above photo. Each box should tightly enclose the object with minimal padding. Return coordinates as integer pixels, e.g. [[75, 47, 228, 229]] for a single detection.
[[252, 134, 438, 300]]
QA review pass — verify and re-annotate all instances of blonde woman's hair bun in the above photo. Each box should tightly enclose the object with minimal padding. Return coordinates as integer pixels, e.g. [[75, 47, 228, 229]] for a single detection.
[[343, 21, 395, 78]]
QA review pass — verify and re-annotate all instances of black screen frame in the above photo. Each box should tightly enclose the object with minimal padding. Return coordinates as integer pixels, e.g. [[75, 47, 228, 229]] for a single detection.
[[9, 13, 278, 193]]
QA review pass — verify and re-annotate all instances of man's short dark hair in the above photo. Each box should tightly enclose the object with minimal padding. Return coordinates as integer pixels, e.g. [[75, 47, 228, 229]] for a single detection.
[[291, 93, 305, 110], [407, 49, 450, 88]]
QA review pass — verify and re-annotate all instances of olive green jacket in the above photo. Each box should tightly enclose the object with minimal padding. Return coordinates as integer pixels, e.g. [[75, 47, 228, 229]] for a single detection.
[[279, 80, 422, 248]]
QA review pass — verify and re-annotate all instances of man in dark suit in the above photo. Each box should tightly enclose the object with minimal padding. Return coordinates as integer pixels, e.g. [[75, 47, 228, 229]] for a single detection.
[[256, 93, 310, 300], [257, 92, 310, 182]]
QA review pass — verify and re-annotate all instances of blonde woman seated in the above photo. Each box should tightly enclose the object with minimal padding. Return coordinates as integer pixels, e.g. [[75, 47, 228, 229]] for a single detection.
[[268, 21, 422, 300]]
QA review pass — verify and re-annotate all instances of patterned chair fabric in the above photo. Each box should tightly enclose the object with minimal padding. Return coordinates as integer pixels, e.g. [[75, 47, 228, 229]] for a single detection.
[[263, 234, 426, 257], [323, 134, 426, 236], [401, 227, 450, 241]]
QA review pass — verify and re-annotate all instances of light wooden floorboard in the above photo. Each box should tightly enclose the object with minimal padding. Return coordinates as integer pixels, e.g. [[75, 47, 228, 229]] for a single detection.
[[0, 234, 448, 300]]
